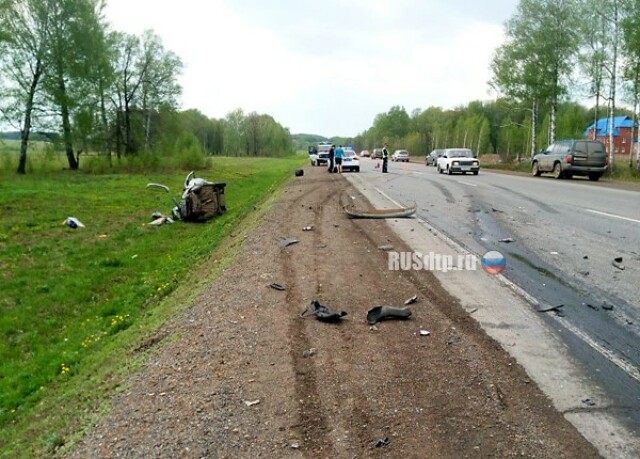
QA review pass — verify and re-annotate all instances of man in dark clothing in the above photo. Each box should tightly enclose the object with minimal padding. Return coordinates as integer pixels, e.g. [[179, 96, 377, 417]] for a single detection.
[[328, 145, 336, 173], [382, 143, 389, 173]]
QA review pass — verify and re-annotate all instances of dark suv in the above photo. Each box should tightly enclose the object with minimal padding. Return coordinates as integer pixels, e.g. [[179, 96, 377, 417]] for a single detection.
[[531, 140, 608, 181], [426, 149, 444, 166]]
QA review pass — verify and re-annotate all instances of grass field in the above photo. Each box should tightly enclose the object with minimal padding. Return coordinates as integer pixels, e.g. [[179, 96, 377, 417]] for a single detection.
[[0, 155, 304, 457]]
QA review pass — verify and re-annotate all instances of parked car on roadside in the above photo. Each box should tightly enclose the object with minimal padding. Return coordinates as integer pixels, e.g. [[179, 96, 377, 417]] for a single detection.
[[426, 149, 444, 166], [360, 150, 370, 157], [341, 149, 360, 172], [531, 139, 608, 181], [313, 143, 332, 166], [371, 148, 384, 159], [436, 148, 479, 175], [391, 149, 410, 162]]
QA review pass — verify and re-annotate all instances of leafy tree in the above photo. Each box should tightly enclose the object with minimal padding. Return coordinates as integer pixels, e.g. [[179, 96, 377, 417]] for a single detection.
[[372, 105, 410, 143], [41, 0, 106, 170], [223, 108, 246, 156], [491, 0, 580, 154], [138, 30, 183, 151], [577, 0, 610, 131], [180, 109, 222, 155], [621, 0, 640, 169], [0, 0, 50, 174]]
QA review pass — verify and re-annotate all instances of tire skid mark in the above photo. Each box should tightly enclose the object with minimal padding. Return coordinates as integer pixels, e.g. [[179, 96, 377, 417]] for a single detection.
[[279, 173, 338, 456]]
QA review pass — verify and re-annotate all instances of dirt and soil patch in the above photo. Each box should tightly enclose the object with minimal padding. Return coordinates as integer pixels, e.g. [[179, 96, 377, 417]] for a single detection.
[[65, 167, 601, 458]]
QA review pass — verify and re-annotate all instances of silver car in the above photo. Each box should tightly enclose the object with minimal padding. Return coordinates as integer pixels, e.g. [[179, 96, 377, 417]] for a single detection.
[[391, 149, 410, 162]]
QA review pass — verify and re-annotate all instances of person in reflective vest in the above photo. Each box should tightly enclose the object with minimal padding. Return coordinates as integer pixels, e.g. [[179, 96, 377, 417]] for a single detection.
[[382, 143, 389, 173]]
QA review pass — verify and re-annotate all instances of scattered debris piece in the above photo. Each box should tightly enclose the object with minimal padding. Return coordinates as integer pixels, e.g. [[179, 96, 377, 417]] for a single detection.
[[370, 437, 390, 448], [583, 255, 589, 259], [63, 217, 85, 229], [491, 207, 504, 213], [612, 257, 625, 270], [294, 169, 304, 177], [404, 294, 418, 305], [269, 282, 285, 291], [550, 251, 559, 255], [537, 304, 564, 313], [447, 335, 462, 345], [378, 244, 394, 251], [149, 216, 173, 225], [419, 329, 430, 336], [581, 398, 596, 407], [469, 308, 478, 314], [369, 325, 379, 332], [302, 348, 317, 358], [578, 271, 590, 276], [290, 442, 300, 449], [302, 225, 314, 231], [366, 306, 412, 325], [277, 238, 299, 248], [300, 300, 347, 322], [243, 399, 260, 407], [498, 237, 515, 243], [601, 303, 614, 311], [344, 202, 417, 219], [584, 303, 599, 311], [146, 183, 170, 192]]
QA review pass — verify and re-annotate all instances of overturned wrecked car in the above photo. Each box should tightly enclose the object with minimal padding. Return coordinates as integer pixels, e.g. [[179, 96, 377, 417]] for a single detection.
[[147, 171, 226, 222]]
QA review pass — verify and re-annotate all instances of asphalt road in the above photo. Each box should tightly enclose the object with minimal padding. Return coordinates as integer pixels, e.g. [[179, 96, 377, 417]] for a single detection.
[[348, 157, 640, 439]]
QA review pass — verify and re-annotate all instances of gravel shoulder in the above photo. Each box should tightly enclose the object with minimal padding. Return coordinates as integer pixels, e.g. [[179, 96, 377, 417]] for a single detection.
[[65, 166, 601, 458]]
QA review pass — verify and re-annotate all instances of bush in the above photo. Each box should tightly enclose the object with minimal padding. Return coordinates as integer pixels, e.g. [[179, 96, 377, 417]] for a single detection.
[[607, 162, 640, 181]]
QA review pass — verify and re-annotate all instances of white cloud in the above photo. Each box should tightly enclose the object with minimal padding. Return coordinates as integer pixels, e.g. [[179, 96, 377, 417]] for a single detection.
[[104, 0, 517, 136]]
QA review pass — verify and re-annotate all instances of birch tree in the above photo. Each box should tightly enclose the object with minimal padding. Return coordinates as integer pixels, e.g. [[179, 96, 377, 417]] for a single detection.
[[139, 31, 182, 151], [41, 0, 106, 170], [621, 0, 640, 170], [491, 0, 579, 154], [0, 0, 50, 174]]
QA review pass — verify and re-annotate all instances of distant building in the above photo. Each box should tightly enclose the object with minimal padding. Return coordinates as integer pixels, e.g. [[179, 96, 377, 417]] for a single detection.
[[584, 116, 638, 156]]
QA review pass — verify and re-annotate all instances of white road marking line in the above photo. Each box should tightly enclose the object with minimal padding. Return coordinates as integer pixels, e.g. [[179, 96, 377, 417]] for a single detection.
[[417, 215, 640, 386], [412, 171, 424, 175], [457, 181, 477, 187], [556, 316, 640, 385], [375, 188, 405, 208], [586, 209, 640, 224]]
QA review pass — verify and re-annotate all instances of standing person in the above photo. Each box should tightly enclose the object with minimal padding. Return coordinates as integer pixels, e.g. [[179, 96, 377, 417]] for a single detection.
[[335, 145, 344, 173], [328, 145, 335, 173], [382, 142, 389, 173]]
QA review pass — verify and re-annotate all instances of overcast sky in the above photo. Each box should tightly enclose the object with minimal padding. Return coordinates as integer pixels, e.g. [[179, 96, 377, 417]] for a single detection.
[[104, 0, 518, 137]]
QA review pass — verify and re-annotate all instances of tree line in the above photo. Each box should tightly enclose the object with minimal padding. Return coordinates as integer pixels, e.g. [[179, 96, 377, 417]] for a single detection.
[[0, 0, 292, 174], [345, 0, 639, 171], [3, 0, 638, 174]]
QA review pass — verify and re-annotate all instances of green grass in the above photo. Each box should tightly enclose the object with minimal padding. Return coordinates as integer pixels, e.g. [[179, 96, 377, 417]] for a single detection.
[[607, 161, 640, 182], [0, 156, 304, 458]]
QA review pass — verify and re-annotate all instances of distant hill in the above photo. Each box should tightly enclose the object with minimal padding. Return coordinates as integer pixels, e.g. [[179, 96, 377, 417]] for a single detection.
[[291, 133, 329, 151], [0, 131, 58, 142]]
